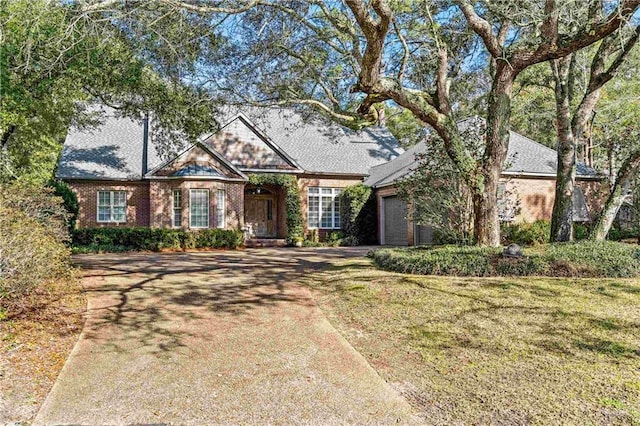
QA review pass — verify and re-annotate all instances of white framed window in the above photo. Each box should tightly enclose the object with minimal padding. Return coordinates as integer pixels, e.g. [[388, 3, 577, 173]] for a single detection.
[[216, 189, 225, 229], [173, 190, 182, 228], [497, 183, 515, 222], [97, 190, 126, 223], [308, 187, 342, 229], [190, 189, 209, 228]]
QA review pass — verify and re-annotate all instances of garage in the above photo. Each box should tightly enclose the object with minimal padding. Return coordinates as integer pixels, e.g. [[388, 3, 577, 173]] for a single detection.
[[382, 195, 408, 245]]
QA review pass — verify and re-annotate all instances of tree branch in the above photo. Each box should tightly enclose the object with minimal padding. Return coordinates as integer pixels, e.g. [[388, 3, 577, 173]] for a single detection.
[[456, 1, 502, 58], [513, 0, 640, 68]]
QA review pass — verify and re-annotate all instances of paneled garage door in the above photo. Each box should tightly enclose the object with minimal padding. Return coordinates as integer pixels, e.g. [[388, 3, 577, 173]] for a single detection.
[[383, 196, 408, 245]]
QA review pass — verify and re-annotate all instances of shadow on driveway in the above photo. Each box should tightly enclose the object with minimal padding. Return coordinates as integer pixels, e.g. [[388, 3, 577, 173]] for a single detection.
[[34, 247, 416, 425]]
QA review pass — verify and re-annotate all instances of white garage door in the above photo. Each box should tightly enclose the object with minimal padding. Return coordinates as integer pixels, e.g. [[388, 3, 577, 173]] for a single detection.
[[383, 196, 408, 246]]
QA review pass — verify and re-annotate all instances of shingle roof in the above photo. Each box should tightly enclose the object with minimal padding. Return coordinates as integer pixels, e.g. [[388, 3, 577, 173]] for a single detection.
[[215, 107, 403, 175], [57, 105, 403, 179], [56, 107, 164, 180], [365, 129, 600, 188]]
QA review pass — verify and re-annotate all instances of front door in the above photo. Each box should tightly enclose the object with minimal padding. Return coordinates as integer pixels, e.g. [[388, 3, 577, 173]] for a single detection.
[[245, 194, 276, 237]]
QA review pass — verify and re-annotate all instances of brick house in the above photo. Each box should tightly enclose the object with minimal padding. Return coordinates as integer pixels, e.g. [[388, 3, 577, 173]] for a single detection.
[[57, 106, 402, 244], [365, 129, 603, 245]]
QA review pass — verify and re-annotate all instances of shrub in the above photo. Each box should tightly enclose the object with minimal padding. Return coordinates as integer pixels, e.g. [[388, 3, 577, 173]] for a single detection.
[[606, 225, 638, 241], [48, 179, 79, 233], [325, 230, 345, 247], [501, 220, 551, 246], [433, 228, 472, 245], [573, 223, 590, 240], [72, 227, 244, 252], [372, 240, 640, 278], [0, 183, 72, 305], [339, 184, 377, 245], [545, 240, 640, 278], [374, 246, 497, 276]]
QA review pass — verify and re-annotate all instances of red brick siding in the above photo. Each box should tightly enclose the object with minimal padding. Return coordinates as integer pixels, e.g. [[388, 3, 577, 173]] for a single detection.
[[68, 179, 244, 230], [297, 175, 364, 237], [150, 180, 244, 230], [67, 181, 150, 228], [503, 177, 605, 223]]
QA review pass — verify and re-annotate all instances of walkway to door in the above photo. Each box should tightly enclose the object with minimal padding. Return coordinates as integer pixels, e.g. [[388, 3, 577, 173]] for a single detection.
[[34, 248, 416, 425]]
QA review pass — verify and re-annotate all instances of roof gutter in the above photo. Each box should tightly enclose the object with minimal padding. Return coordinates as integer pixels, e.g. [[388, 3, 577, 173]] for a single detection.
[[501, 171, 603, 181]]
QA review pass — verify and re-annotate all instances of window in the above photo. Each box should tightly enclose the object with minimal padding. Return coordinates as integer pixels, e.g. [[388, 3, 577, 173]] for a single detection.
[[267, 199, 273, 221], [572, 186, 591, 222], [190, 189, 209, 228], [97, 191, 126, 223], [216, 189, 225, 229], [497, 183, 515, 222], [173, 190, 182, 228], [308, 187, 342, 229]]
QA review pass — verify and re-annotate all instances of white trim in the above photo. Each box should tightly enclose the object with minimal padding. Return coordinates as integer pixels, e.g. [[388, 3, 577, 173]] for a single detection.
[[189, 189, 210, 229], [172, 189, 182, 228], [96, 190, 127, 223], [146, 176, 247, 182], [239, 168, 304, 174], [500, 171, 602, 180], [216, 189, 226, 229]]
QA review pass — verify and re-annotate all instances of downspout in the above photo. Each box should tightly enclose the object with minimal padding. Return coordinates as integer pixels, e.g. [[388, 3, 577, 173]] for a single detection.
[[142, 112, 149, 177]]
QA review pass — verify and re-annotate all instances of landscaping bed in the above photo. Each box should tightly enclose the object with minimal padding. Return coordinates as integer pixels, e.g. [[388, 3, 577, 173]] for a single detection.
[[306, 257, 640, 424], [0, 276, 85, 424], [372, 240, 640, 278]]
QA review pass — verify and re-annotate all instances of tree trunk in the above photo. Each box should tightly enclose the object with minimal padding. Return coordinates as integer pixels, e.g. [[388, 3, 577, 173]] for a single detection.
[[474, 64, 514, 246], [550, 56, 576, 242], [590, 149, 640, 239]]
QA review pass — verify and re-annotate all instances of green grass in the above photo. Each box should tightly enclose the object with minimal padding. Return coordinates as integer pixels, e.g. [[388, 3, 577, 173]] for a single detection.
[[305, 258, 640, 425]]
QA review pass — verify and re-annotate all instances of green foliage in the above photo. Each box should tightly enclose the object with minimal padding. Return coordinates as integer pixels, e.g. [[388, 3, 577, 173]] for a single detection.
[[373, 240, 640, 278], [1, 0, 218, 183], [501, 220, 551, 246], [325, 231, 346, 247], [384, 106, 426, 148], [339, 184, 376, 245], [573, 223, 590, 240], [72, 227, 244, 253], [396, 123, 480, 243], [545, 240, 640, 278], [605, 225, 638, 241], [248, 174, 303, 244], [48, 179, 79, 233], [0, 183, 71, 304], [433, 228, 473, 246]]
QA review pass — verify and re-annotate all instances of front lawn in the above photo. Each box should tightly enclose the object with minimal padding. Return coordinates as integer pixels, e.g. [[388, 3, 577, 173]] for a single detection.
[[306, 257, 640, 425]]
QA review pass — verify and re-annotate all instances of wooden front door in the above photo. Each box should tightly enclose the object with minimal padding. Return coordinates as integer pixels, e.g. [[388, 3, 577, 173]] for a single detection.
[[245, 194, 276, 237]]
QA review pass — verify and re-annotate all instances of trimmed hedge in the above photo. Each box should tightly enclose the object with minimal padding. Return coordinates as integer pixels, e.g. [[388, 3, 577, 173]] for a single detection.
[[72, 227, 244, 253], [372, 240, 640, 278]]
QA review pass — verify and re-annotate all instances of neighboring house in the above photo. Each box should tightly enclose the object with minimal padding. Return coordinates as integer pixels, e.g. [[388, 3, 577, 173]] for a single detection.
[[616, 199, 635, 229], [365, 129, 603, 246], [57, 106, 402, 243]]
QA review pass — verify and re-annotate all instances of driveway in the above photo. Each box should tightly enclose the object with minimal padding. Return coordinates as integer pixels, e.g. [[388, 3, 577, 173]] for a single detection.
[[34, 247, 415, 425]]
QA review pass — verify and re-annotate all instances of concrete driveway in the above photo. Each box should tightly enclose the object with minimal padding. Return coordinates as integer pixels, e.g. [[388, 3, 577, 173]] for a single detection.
[[34, 247, 415, 425]]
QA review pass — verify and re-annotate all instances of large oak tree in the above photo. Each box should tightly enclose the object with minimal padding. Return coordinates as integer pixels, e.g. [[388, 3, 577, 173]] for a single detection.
[[81, 0, 640, 245]]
